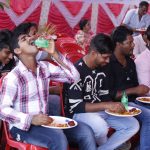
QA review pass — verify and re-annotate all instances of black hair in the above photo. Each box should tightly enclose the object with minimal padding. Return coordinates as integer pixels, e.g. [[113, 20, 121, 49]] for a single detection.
[[10, 29, 27, 54], [0, 29, 13, 52], [139, 1, 149, 8], [10, 22, 37, 54], [146, 25, 150, 41], [111, 26, 133, 47], [89, 33, 114, 54], [79, 19, 89, 30], [13, 22, 37, 35]]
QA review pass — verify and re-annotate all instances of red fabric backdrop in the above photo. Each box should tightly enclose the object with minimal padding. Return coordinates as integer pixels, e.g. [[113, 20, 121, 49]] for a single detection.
[[0, 0, 150, 36]]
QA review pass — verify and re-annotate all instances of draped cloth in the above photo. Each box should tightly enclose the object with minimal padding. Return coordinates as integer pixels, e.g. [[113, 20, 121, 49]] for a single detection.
[[0, 0, 150, 36]]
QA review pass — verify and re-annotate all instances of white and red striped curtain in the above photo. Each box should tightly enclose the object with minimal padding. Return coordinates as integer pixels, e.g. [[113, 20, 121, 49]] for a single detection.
[[0, 0, 150, 37]]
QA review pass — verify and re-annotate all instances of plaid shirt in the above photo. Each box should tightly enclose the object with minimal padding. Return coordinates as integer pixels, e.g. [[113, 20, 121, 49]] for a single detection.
[[0, 54, 80, 131]]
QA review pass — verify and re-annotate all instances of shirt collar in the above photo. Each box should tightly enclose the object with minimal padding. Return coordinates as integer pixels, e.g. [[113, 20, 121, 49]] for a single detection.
[[18, 60, 42, 72], [110, 54, 130, 64], [136, 8, 147, 17]]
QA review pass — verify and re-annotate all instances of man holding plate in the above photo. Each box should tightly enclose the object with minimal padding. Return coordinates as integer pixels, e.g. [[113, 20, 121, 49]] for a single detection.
[[0, 28, 98, 150], [64, 33, 139, 150], [109, 25, 150, 150]]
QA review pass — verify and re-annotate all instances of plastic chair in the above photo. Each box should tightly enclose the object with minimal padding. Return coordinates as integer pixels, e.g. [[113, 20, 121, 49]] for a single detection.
[[62, 43, 85, 55], [56, 38, 84, 55], [3, 121, 48, 150], [65, 52, 84, 63], [56, 33, 70, 38]]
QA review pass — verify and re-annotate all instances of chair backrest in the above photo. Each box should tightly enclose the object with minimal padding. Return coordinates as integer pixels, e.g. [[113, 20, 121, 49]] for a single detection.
[[65, 52, 84, 63], [55, 37, 86, 55], [62, 43, 85, 54]]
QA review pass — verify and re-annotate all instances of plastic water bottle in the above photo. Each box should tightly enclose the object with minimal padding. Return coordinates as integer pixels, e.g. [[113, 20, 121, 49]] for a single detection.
[[121, 91, 128, 111], [34, 38, 49, 48]]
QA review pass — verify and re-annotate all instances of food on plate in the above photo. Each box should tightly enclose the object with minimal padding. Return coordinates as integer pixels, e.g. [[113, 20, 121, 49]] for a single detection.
[[68, 121, 75, 126], [45, 120, 76, 128], [138, 97, 150, 102], [122, 108, 140, 115], [109, 108, 140, 115], [46, 122, 68, 127]]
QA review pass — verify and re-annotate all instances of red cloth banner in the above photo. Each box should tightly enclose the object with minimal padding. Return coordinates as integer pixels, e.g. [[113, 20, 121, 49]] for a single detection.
[[0, 0, 150, 36]]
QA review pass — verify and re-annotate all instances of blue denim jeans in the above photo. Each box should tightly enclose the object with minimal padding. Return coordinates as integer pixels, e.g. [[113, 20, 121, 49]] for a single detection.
[[134, 100, 150, 109], [129, 102, 150, 150], [73, 111, 139, 150], [10, 121, 97, 150], [48, 95, 61, 116]]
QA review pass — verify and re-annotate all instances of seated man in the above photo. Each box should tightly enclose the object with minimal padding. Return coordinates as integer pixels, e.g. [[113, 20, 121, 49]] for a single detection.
[[0, 29, 16, 138], [135, 26, 150, 96], [13, 23, 62, 117], [110, 25, 150, 150], [64, 33, 139, 150], [133, 25, 150, 57], [0, 29, 15, 77], [0, 29, 97, 150], [122, 1, 150, 35]]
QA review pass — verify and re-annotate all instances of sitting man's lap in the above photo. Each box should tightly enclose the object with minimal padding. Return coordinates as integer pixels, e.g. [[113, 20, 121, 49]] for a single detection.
[[73, 111, 139, 150], [10, 121, 98, 150], [10, 125, 68, 150]]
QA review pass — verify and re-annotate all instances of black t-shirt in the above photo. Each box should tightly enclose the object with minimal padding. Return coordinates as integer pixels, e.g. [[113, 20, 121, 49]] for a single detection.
[[109, 54, 139, 101], [63, 59, 113, 118]]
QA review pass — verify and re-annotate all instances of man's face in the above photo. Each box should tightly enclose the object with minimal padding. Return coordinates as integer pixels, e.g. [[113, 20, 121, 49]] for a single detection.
[[17, 34, 38, 56], [0, 47, 13, 65], [84, 21, 91, 32], [120, 35, 135, 56], [94, 52, 111, 67], [139, 5, 148, 16]]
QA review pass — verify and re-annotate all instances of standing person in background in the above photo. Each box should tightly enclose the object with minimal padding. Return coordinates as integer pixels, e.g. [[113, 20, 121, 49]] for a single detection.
[[133, 25, 150, 57], [122, 1, 150, 35], [75, 19, 94, 53]]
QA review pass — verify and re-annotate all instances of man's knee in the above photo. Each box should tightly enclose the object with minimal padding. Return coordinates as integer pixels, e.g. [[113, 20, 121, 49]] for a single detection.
[[48, 130, 68, 150], [127, 118, 139, 134]]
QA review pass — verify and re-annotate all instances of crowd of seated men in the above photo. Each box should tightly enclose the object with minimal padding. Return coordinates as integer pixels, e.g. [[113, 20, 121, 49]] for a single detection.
[[0, 2, 150, 148]]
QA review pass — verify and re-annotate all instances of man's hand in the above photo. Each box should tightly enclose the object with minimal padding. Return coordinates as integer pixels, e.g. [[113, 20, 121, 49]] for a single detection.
[[43, 39, 56, 55], [106, 102, 126, 113], [31, 114, 54, 126], [134, 85, 149, 96]]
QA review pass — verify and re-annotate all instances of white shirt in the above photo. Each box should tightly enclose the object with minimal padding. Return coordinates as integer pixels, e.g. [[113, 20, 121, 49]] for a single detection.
[[0, 54, 80, 131], [133, 34, 147, 57], [123, 8, 150, 29], [135, 48, 150, 95]]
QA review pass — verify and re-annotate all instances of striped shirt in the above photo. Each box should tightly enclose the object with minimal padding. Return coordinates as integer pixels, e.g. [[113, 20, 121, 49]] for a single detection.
[[0, 54, 80, 131]]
